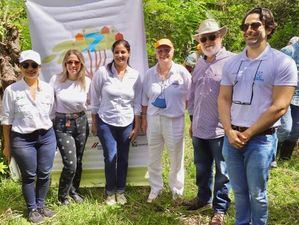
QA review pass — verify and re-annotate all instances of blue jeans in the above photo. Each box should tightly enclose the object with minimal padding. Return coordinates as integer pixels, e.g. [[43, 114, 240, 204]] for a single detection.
[[192, 136, 230, 213], [96, 116, 132, 195], [289, 104, 299, 141], [223, 134, 276, 225], [11, 128, 56, 211]]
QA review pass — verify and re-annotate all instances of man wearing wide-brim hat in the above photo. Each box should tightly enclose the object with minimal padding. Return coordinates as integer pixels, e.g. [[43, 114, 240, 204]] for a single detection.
[[193, 19, 227, 43], [184, 18, 235, 225]]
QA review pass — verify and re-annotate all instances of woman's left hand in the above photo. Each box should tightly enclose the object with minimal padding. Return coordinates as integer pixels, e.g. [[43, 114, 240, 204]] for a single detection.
[[129, 127, 139, 142]]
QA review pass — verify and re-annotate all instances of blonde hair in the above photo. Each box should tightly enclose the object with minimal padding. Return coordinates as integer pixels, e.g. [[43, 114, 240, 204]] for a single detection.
[[60, 49, 86, 90]]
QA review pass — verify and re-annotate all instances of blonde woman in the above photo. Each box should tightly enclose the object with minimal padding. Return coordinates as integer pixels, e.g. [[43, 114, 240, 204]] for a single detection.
[[50, 49, 91, 205]]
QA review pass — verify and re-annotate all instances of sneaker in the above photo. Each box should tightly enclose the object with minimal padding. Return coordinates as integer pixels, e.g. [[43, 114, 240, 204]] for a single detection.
[[38, 207, 55, 218], [105, 194, 117, 206], [183, 198, 212, 211], [28, 209, 44, 223], [58, 197, 71, 205], [70, 194, 84, 203], [271, 160, 278, 168], [116, 193, 127, 205], [147, 190, 160, 203], [210, 213, 225, 225], [172, 192, 183, 204]]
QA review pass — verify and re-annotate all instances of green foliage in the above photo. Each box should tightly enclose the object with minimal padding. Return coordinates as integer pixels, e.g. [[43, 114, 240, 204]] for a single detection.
[[1, 0, 299, 65], [0, 162, 7, 175], [0, 0, 31, 50], [144, 0, 299, 64], [0, 118, 298, 224], [144, 0, 207, 66]]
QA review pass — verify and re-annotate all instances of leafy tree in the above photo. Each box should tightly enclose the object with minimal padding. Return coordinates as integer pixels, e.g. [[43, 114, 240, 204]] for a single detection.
[[143, 0, 207, 66], [0, 0, 31, 50]]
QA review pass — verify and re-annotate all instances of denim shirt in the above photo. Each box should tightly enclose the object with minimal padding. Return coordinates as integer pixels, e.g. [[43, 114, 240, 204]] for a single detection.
[[281, 42, 299, 106]]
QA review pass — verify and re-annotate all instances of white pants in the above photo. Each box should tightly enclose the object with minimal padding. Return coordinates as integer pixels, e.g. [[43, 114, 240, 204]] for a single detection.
[[147, 115, 185, 195]]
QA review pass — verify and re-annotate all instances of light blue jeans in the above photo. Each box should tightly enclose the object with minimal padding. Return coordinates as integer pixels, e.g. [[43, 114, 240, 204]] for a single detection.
[[222, 133, 276, 225]]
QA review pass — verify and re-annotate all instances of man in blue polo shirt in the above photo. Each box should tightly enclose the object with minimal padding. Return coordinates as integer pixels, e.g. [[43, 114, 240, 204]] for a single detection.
[[218, 7, 297, 225]]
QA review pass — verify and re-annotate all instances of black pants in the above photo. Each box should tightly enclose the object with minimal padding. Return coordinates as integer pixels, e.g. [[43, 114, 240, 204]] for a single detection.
[[54, 112, 89, 199]]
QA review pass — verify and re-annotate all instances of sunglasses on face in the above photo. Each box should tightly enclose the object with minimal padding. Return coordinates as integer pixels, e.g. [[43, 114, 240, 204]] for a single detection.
[[21, 62, 39, 69], [199, 33, 219, 43], [66, 60, 80, 65], [240, 22, 262, 32]]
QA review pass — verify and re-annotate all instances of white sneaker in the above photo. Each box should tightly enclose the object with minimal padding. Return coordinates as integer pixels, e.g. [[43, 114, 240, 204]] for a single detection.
[[116, 193, 127, 205], [147, 190, 160, 203], [172, 193, 183, 201], [172, 192, 183, 204], [105, 195, 116, 206]]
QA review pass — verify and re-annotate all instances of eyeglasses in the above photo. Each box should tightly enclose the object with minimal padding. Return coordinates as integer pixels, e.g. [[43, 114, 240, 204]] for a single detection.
[[240, 22, 262, 32], [232, 60, 262, 105], [66, 60, 80, 65], [199, 33, 219, 43], [21, 62, 39, 69]]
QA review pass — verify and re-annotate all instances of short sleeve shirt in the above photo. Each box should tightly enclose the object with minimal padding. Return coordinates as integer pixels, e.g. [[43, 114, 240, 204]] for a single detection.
[[142, 62, 191, 118], [221, 45, 298, 127], [49, 74, 91, 113]]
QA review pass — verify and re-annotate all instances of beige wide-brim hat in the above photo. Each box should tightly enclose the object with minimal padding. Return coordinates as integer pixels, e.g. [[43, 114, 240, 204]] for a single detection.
[[193, 19, 227, 42]]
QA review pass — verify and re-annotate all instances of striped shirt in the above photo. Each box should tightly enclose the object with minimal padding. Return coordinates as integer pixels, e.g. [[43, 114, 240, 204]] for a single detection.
[[188, 48, 235, 139]]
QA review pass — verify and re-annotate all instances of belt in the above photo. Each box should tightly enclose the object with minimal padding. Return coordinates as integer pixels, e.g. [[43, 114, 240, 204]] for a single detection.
[[231, 125, 276, 135], [55, 111, 85, 119]]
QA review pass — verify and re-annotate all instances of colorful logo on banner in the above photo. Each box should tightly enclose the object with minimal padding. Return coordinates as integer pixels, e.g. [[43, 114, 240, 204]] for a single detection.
[[42, 26, 124, 78]]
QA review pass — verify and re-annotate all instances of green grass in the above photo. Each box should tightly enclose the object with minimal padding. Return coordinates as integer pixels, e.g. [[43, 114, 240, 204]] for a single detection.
[[0, 118, 298, 224]]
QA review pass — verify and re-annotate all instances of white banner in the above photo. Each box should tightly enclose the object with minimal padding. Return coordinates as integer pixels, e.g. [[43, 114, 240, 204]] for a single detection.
[[26, 0, 148, 81], [25, 0, 149, 187]]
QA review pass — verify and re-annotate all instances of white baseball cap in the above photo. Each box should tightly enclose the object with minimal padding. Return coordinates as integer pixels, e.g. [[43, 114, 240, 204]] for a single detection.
[[19, 50, 41, 65]]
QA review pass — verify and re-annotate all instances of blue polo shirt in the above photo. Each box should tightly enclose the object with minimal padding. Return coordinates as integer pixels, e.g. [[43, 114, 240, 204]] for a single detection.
[[281, 42, 299, 106]]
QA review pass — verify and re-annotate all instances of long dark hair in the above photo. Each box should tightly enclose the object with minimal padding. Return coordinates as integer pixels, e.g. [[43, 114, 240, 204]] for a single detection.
[[107, 39, 131, 74]]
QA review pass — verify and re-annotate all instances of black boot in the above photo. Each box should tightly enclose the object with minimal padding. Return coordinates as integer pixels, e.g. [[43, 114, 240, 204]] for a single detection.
[[279, 140, 297, 160]]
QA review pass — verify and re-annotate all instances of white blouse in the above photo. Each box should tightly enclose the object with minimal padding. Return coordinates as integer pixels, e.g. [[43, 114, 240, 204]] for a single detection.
[[90, 64, 142, 127], [1, 78, 55, 134], [142, 62, 191, 118]]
